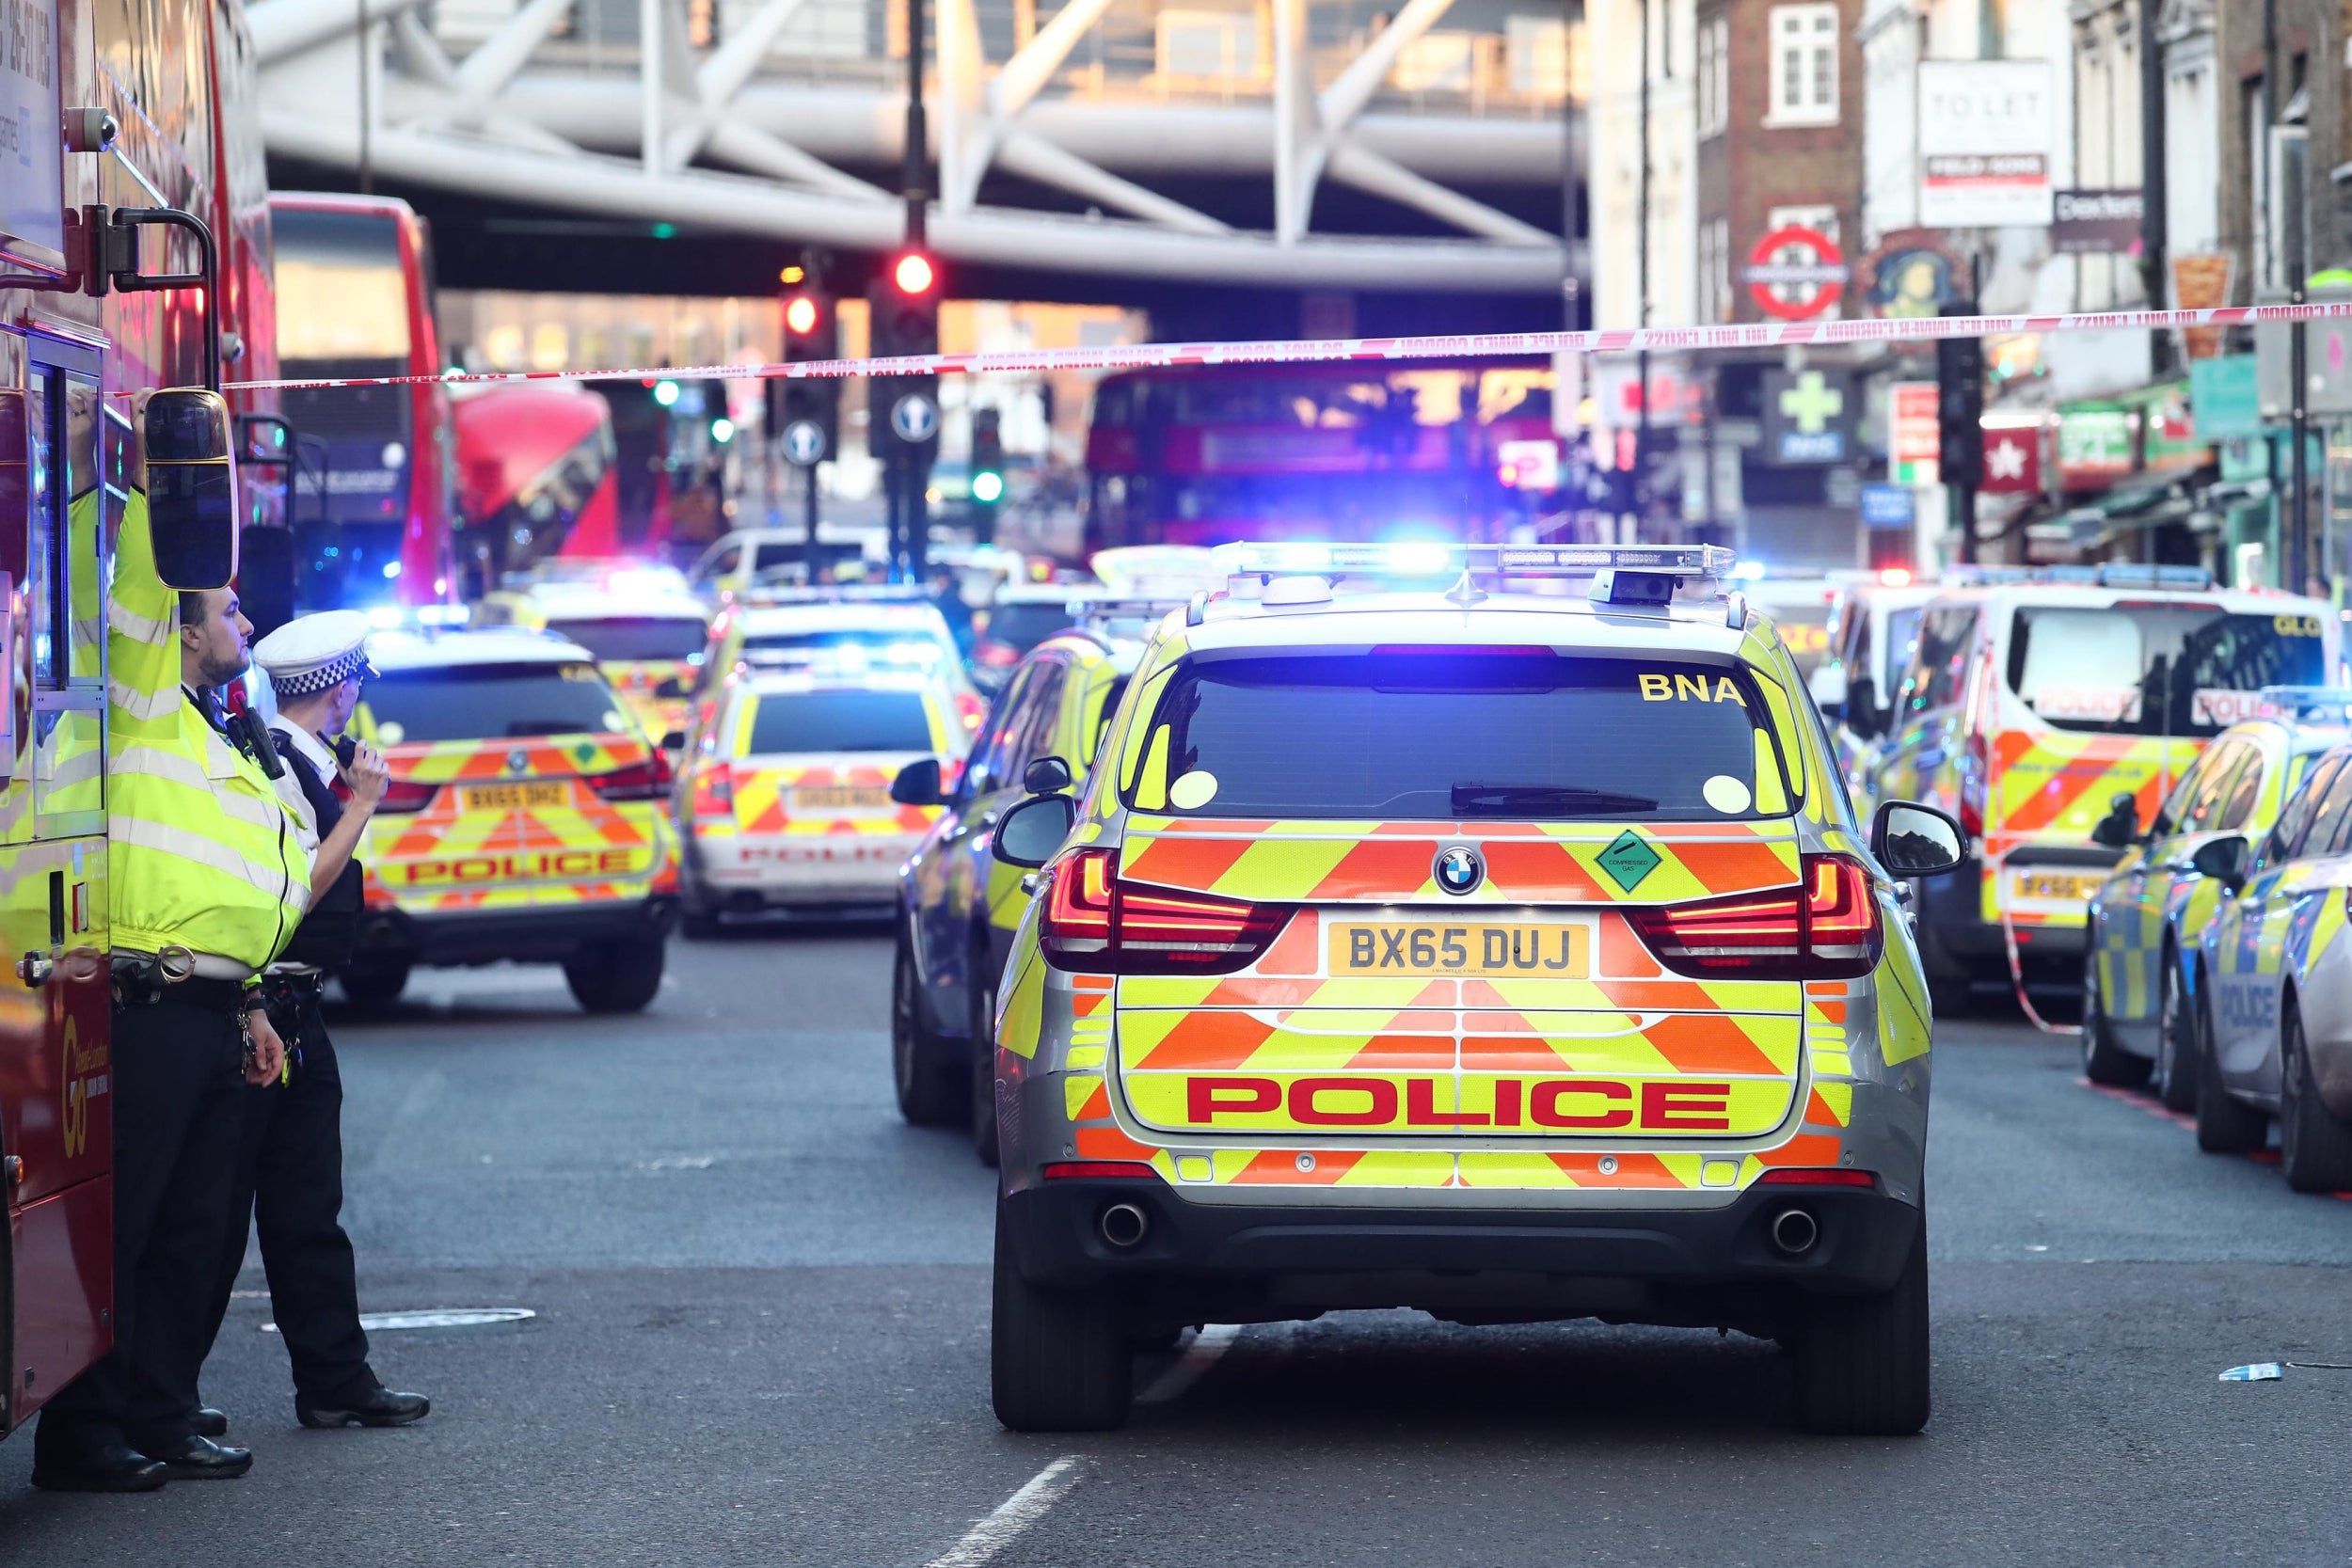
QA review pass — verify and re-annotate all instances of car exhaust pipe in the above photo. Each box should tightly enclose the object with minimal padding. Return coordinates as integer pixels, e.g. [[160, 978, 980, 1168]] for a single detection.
[[1099, 1202, 1150, 1249], [1769, 1207, 1820, 1258]]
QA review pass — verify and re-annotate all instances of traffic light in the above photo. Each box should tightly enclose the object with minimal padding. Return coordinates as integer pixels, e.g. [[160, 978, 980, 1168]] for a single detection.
[[1936, 301, 1984, 489], [969, 407, 1003, 542], [777, 263, 841, 466], [868, 248, 943, 580]]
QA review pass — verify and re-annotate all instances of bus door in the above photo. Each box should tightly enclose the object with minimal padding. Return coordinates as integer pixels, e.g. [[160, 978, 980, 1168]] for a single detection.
[[1, 337, 113, 1433]]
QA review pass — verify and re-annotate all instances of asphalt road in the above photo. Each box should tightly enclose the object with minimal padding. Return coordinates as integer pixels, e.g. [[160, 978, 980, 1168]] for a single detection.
[[4, 928, 2351, 1566]]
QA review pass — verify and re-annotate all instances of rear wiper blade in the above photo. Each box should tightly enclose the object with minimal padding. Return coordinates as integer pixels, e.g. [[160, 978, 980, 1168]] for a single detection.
[[1450, 784, 1660, 816]]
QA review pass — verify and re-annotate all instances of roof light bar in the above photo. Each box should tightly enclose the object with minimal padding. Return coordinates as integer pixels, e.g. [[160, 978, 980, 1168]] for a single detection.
[[1216, 542, 1737, 580], [1073, 595, 1190, 630], [2258, 686, 2352, 722]]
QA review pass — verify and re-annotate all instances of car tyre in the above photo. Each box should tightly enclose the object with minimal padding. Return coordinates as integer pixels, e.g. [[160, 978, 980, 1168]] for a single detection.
[[2149, 951, 2199, 1106], [564, 937, 665, 1014], [1790, 1226, 1931, 1436], [990, 1212, 1131, 1433], [971, 953, 1002, 1167], [337, 960, 410, 1009], [2193, 993, 2267, 1153], [2082, 940, 2151, 1087], [892, 926, 963, 1128], [2278, 1003, 2352, 1193]]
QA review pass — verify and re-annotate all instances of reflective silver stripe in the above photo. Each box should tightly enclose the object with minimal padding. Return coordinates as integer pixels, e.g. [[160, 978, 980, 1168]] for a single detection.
[[39, 744, 101, 787], [107, 600, 172, 646], [113, 745, 283, 832], [107, 678, 177, 721], [111, 816, 311, 913]]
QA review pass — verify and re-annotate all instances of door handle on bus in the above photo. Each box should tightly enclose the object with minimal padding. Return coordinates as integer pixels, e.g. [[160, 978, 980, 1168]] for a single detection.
[[15, 951, 50, 988]]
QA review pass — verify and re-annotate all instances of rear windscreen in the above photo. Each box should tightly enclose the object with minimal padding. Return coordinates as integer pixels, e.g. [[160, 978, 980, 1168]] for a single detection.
[[366, 663, 628, 743], [745, 690, 935, 754], [1126, 653, 1790, 820], [547, 617, 707, 662], [2008, 607, 2328, 736]]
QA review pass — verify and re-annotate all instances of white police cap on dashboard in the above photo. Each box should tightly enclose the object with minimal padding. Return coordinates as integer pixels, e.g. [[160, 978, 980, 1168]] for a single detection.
[[252, 610, 378, 699]]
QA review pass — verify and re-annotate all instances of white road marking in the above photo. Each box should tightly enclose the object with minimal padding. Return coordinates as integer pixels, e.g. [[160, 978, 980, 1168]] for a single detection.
[[1137, 1323, 1241, 1404], [924, 1456, 1087, 1568]]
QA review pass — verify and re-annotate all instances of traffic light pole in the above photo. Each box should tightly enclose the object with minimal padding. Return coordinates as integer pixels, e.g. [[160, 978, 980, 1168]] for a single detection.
[[804, 462, 822, 583]]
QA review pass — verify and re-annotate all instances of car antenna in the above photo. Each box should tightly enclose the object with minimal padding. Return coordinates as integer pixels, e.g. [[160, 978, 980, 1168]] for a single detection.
[[1443, 568, 1486, 608]]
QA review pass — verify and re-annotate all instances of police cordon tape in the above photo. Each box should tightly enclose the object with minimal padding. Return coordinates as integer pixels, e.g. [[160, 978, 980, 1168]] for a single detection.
[[219, 298, 2352, 394]]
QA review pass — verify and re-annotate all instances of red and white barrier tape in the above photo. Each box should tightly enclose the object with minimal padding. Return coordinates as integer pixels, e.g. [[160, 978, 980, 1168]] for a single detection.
[[222, 299, 2352, 394]]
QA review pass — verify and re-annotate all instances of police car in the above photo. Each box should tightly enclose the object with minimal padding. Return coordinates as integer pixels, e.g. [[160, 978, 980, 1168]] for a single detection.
[[2083, 689, 2351, 1109], [675, 668, 969, 931], [2188, 737, 2352, 1190], [692, 592, 981, 727], [892, 598, 1177, 1161], [346, 628, 681, 1012], [1868, 568, 2335, 1012], [978, 543, 1964, 1435], [474, 577, 712, 746]]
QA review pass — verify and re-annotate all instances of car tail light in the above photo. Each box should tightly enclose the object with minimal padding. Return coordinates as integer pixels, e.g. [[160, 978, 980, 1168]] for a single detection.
[[691, 761, 735, 818], [1624, 853, 1883, 980], [1041, 847, 1290, 974], [1959, 723, 1989, 838], [1041, 1160, 1160, 1180], [588, 751, 675, 802], [1756, 1167, 1876, 1188], [375, 777, 438, 816], [954, 689, 987, 731], [977, 641, 1021, 667]]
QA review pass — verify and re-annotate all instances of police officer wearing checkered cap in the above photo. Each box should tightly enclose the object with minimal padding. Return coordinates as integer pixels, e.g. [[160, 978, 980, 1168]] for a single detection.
[[194, 611, 428, 1433]]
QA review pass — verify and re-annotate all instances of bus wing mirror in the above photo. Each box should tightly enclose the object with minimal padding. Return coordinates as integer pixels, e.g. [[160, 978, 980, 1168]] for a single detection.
[[141, 388, 238, 590]]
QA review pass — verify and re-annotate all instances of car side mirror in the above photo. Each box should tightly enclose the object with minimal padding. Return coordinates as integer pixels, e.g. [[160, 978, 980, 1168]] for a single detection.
[[1808, 662, 1849, 718], [2090, 791, 2140, 850], [993, 792, 1075, 868], [1846, 675, 1880, 737], [658, 729, 687, 752], [1023, 755, 1073, 795], [655, 677, 687, 699], [141, 388, 238, 589], [1870, 800, 1967, 877], [2190, 833, 2250, 892], [890, 756, 945, 807]]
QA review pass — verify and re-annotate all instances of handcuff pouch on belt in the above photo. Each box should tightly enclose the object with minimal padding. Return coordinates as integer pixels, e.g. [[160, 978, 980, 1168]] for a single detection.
[[108, 943, 197, 1007]]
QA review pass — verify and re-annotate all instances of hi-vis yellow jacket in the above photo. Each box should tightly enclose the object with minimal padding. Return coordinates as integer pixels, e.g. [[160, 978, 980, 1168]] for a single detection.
[[106, 495, 311, 968]]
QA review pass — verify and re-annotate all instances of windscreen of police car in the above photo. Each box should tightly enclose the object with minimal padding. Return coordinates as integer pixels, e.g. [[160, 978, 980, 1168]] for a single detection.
[[365, 662, 630, 742], [1129, 651, 1789, 820], [744, 689, 939, 754], [545, 616, 709, 662], [2008, 606, 2327, 736]]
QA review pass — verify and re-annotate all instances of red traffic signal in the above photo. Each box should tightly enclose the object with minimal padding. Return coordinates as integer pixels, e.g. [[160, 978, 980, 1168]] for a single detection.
[[892, 250, 936, 296]]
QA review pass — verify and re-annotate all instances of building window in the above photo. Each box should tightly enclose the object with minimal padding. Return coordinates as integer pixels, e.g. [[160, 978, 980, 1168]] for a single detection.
[[1697, 16, 1729, 136], [1765, 3, 1838, 127], [1697, 218, 1732, 323]]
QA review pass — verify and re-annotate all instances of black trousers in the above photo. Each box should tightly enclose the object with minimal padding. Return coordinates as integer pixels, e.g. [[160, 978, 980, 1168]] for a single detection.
[[200, 990, 373, 1404], [37, 995, 245, 1457]]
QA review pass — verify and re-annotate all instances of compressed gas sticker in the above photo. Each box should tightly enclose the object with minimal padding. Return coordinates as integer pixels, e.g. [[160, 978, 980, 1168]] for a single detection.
[[1168, 769, 1219, 810], [1702, 774, 1752, 814], [1596, 831, 1663, 892]]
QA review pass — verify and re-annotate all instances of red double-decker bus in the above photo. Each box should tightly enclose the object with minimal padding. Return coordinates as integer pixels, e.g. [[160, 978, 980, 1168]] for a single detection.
[[1084, 360, 1562, 551], [450, 382, 622, 596], [269, 192, 456, 605]]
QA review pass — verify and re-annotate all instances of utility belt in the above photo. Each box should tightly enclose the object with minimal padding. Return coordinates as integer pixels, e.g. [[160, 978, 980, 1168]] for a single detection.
[[108, 947, 255, 1015]]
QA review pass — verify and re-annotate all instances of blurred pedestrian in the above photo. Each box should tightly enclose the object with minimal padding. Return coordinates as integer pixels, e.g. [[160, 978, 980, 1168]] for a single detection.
[[193, 610, 430, 1434]]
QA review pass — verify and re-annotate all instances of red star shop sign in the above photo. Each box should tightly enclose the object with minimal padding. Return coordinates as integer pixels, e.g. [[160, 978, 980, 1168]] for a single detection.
[[1979, 420, 2042, 494]]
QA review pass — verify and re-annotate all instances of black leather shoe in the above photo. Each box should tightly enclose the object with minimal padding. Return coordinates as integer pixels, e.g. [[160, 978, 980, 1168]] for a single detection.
[[142, 1435, 253, 1480], [296, 1385, 430, 1429], [193, 1407, 228, 1439], [31, 1441, 168, 1493]]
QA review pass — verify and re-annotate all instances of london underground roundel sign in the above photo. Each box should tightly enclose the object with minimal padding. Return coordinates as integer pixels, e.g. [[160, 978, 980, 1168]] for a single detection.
[[1742, 225, 1849, 322]]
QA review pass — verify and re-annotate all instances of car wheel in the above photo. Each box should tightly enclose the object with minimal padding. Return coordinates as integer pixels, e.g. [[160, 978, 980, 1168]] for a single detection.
[[564, 937, 666, 1014], [2150, 952, 2197, 1107], [892, 926, 963, 1128], [2082, 939, 2151, 1087], [990, 1211, 1131, 1433], [1790, 1224, 1931, 1436], [2193, 992, 2267, 1153], [2278, 1003, 2352, 1193], [971, 953, 1002, 1168], [337, 960, 410, 1008]]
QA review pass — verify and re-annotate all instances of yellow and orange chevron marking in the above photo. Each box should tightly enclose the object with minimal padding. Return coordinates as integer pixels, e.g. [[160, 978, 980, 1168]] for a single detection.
[[1119, 819, 1801, 905], [720, 763, 941, 838], [1983, 729, 2199, 925]]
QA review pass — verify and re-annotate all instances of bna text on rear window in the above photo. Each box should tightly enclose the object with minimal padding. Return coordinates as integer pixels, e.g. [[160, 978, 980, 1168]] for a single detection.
[[1123, 652, 1796, 821]]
